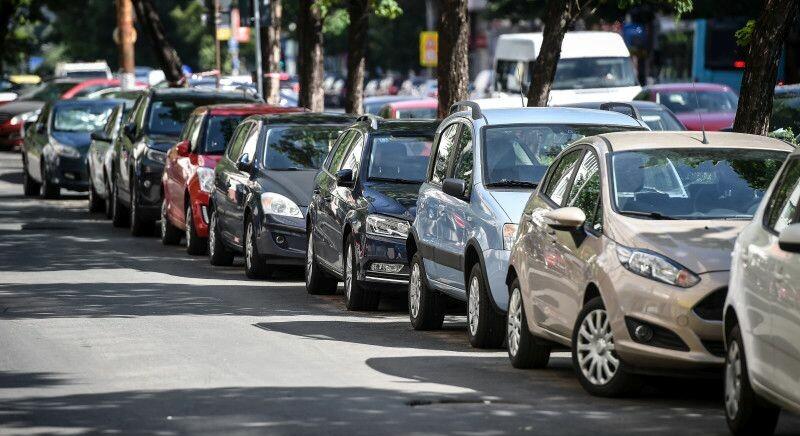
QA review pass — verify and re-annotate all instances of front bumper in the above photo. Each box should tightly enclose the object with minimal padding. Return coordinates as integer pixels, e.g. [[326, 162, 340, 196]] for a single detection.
[[356, 233, 410, 290], [255, 212, 307, 265], [45, 154, 90, 192], [189, 190, 211, 238], [133, 158, 165, 221], [483, 248, 511, 312]]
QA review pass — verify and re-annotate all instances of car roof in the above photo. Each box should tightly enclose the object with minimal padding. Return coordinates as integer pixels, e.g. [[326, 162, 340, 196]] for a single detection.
[[358, 118, 439, 134], [387, 98, 438, 109], [642, 82, 733, 92], [593, 131, 795, 153], [52, 98, 126, 108], [149, 87, 258, 100], [561, 101, 667, 111], [195, 103, 305, 116], [477, 107, 645, 128], [247, 112, 357, 125], [496, 31, 630, 60]]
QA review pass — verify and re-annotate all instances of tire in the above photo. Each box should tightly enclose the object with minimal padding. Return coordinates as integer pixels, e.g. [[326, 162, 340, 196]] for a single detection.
[[208, 208, 235, 266], [244, 216, 271, 279], [466, 263, 505, 348], [408, 252, 445, 330], [571, 297, 640, 397], [725, 324, 781, 436], [103, 177, 113, 219], [305, 229, 338, 295], [88, 175, 104, 213], [22, 159, 40, 197], [160, 201, 182, 245], [111, 178, 129, 228], [185, 205, 207, 255], [129, 177, 152, 237], [507, 279, 550, 369], [40, 164, 60, 199], [343, 234, 380, 311]]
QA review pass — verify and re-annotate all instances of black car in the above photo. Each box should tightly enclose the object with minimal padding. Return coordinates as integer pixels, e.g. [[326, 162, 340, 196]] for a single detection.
[[305, 117, 438, 311], [208, 113, 356, 279], [21, 98, 123, 198], [111, 88, 259, 235], [561, 100, 686, 131]]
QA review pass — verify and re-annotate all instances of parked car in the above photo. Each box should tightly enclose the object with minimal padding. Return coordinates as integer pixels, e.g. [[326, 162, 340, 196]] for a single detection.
[[724, 147, 800, 435], [634, 83, 738, 131], [209, 113, 356, 278], [504, 131, 791, 397], [60, 78, 147, 100], [87, 102, 131, 216], [54, 61, 112, 80], [306, 117, 438, 310], [406, 103, 648, 348], [161, 104, 304, 255], [21, 98, 122, 198], [363, 95, 419, 115], [110, 88, 259, 235], [561, 101, 685, 131], [377, 98, 438, 119]]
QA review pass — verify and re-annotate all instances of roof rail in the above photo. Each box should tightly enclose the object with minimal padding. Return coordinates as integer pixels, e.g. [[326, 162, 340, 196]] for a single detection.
[[356, 114, 380, 130], [449, 100, 483, 120], [599, 102, 642, 122]]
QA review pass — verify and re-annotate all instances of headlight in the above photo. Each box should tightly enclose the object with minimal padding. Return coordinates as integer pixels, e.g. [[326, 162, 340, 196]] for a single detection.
[[261, 192, 303, 218], [503, 223, 518, 250], [196, 167, 215, 193], [615, 244, 700, 288], [366, 214, 410, 239], [51, 141, 80, 158], [145, 148, 166, 164]]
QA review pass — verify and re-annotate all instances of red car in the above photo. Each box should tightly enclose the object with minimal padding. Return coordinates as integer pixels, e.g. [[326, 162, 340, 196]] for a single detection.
[[635, 83, 739, 131], [377, 98, 438, 119], [60, 78, 147, 100], [160, 104, 304, 254]]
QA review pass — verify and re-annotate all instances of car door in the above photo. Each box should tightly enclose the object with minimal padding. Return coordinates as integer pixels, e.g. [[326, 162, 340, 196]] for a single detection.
[[525, 147, 583, 336], [165, 114, 200, 224], [325, 131, 364, 272], [228, 121, 262, 245], [25, 104, 50, 181], [215, 121, 251, 245], [315, 130, 355, 268], [437, 122, 473, 290], [118, 94, 148, 203]]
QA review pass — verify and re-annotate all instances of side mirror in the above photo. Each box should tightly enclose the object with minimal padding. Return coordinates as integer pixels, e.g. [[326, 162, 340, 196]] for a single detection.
[[91, 130, 110, 142], [236, 153, 253, 172], [176, 140, 190, 157], [336, 168, 354, 187], [778, 223, 800, 253], [442, 178, 467, 200], [123, 122, 137, 139], [544, 207, 586, 230], [36, 123, 46, 134]]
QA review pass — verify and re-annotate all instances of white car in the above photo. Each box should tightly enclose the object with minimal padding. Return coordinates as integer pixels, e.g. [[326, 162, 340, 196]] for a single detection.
[[724, 148, 800, 435]]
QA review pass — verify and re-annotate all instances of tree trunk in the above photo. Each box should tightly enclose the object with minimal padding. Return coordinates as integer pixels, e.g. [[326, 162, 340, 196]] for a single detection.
[[526, 0, 575, 107], [0, 0, 14, 77], [297, 0, 324, 111], [133, 0, 184, 86], [344, 0, 369, 115], [437, 0, 469, 119], [263, 0, 282, 105], [733, 0, 800, 135]]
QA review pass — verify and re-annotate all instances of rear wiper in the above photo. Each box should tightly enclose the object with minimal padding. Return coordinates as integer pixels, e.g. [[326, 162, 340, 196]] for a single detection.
[[485, 179, 538, 188], [619, 210, 676, 220], [270, 167, 305, 171]]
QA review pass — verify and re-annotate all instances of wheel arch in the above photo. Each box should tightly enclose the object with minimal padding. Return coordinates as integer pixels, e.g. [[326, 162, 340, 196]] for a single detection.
[[582, 282, 601, 307]]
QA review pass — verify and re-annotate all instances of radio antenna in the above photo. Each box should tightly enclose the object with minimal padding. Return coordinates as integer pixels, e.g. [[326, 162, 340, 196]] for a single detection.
[[691, 81, 709, 144], [517, 65, 526, 108]]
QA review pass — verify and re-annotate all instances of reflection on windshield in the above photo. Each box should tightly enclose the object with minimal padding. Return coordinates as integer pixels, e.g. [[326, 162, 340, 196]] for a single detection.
[[264, 126, 339, 170], [640, 109, 685, 131], [367, 135, 432, 182], [203, 115, 244, 154], [612, 148, 787, 219], [52, 105, 114, 132], [147, 100, 200, 136], [483, 124, 638, 186], [657, 90, 738, 114], [552, 57, 637, 90]]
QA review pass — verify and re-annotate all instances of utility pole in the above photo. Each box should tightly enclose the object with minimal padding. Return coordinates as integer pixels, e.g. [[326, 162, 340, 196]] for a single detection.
[[253, 0, 264, 98], [116, 0, 136, 90], [214, 0, 221, 88]]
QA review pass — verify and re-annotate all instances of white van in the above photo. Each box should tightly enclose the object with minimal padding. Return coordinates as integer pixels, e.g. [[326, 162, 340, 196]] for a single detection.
[[493, 31, 641, 105], [54, 61, 113, 80]]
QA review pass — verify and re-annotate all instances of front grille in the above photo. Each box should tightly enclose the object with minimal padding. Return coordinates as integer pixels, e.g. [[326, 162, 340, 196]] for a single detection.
[[625, 317, 690, 352], [702, 340, 726, 357], [693, 287, 727, 321]]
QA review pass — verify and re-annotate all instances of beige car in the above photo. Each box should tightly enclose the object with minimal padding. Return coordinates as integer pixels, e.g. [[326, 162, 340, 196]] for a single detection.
[[505, 131, 792, 397]]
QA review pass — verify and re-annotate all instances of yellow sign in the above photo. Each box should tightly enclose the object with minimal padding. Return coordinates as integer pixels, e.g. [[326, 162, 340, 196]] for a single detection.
[[419, 31, 438, 68], [216, 27, 232, 41]]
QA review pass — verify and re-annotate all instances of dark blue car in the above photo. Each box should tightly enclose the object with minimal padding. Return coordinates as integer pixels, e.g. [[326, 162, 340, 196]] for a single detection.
[[305, 116, 438, 311]]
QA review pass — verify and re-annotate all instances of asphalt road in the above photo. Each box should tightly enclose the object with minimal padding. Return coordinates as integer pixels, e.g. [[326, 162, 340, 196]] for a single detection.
[[0, 150, 798, 436]]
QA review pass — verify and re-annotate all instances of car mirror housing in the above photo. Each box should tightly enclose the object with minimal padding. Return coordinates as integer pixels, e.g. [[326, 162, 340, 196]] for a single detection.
[[545, 207, 586, 230], [336, 168, 354, 187], [236, 153, 253, 172], [176, 140, 190, 157], [778, 223, 800, 253], [90, 130, 110, 142], [442, 177, 467, 200], [123, 122, 137, 139]]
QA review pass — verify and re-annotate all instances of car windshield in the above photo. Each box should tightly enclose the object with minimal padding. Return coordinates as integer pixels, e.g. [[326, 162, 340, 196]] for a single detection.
[[552, 57, 638, 90], [52, 104, 115, 132], [263, 126, 340, 170], [483, 124, 639, 187], [395, 108, 437, 119], [612, 148, 788, 220], [367, 135, 433, 183], [656, 90, 738, 114], [202, 114, 244, 154], [639, 108, 685, 131], [147, 99, 202, 136], [18, 82, 76, 101]]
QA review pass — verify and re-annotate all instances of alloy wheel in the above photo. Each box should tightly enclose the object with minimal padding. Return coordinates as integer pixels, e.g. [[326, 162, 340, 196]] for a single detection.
[[209, 213, 217, 258], [507, 287, 523, 357], [408, 263, 421, 318], [245, 222, 253, 271], [345, 245, 353, 300], [725, 340, 742, 419], [305, 233, 314, 286], [576, 309, 618, 386], [468, 276, 480, 336]]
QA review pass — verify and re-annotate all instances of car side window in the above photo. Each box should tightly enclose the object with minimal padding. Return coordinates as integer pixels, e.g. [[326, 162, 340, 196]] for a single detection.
[[430, 123, 460, 185], [241, 122, 261, 160], [764, 158, 800, 234], [132, 95, 148, 128], [189, 115, 204, 152], [340, 133, 364, 173], [451, 125, 474, 194], [327, 131, 354, 172], [543, 148, 582, 205], [103, 106, 120, 136], [566, 150, 602, 232], [225, 122, 250, 161], [179, 115, 195, 141]]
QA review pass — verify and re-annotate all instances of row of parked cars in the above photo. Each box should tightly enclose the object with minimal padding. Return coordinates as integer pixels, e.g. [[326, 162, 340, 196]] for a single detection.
[[17, 85, 800, 435]]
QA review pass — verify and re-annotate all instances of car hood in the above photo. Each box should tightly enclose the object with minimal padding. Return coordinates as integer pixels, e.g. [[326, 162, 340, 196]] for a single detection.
[[676, 112, 735, 131], [0, 100, 43, 116], [145, 134, 180, 152], [52, 131, 91, 150], [487, 189, 534, 223], [363, 181, 421, 221], [607, 216, 748, 274], [260, 169, 317, 208]]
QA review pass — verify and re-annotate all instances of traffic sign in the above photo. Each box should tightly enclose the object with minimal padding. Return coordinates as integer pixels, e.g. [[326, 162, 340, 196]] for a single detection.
[[420, 31, 438, 68]]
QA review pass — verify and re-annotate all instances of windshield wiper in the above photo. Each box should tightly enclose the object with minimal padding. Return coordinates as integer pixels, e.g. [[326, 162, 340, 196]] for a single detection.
[[270, 167, 306, 171], [368, 177, 418, 184], [485, 179, 538, 188], [618, 210, 677, 220]]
